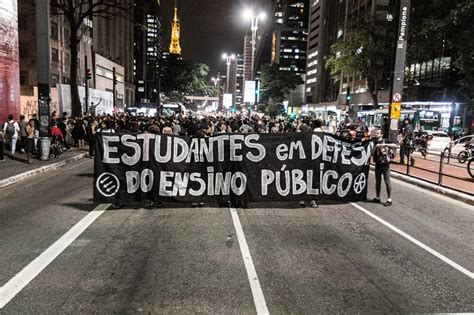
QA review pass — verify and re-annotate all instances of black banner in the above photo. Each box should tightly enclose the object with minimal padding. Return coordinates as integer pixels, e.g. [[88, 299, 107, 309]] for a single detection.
[[94, 133, 373, 204]]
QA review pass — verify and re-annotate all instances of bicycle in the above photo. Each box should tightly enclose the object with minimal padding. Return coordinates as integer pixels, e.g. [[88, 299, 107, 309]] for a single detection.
[[467, 157, 474, 178], [458, 147, 473, 164]]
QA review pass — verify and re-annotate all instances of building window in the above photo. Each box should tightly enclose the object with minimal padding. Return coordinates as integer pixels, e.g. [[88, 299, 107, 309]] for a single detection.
[[51, 48, 59, 62], [51, 22, 59, 40], [52, 74, 59, 86]]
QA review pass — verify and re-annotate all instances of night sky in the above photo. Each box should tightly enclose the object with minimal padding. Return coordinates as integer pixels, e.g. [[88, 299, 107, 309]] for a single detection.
[[161, 0, 271, 76]]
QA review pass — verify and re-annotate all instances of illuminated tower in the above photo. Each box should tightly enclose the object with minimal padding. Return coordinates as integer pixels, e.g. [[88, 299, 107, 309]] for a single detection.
[[169, 2, 181, 55]]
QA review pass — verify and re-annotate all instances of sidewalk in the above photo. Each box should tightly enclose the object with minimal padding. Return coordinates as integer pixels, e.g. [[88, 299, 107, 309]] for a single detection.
[[0, 148, 88, 187]]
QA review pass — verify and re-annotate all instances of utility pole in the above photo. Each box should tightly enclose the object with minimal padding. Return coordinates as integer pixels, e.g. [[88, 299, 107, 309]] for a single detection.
[[388, 0, 411, 142], [85, 56, 89, 113], [36, 0, 51, 136], [112, 67, 117, 111]]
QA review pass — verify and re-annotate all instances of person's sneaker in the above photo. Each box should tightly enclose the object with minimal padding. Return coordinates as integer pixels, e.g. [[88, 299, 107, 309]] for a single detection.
[[299, 201, 306, 207], [66, 148, 72, 152], [310, 200, 318, 208], [371, 198, 381, 203], [111, 203, 121, 209], [144, 201, 154, 209], [0, 159, 5, 162], [20, 149, 25, 154], [384, 200, 392, 207]]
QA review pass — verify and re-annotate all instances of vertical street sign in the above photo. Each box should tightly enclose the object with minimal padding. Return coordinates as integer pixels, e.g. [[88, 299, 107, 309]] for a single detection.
[[36, 0, 51, 136], [244, 80, 256, 103], [389, 0, 411, 142], [223, 93, 233, 108]]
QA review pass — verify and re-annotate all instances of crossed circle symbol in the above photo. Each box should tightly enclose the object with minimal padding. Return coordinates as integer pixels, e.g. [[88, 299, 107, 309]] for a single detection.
[[393, 93, 401, 102], [353, 173, 367, 194], [96, 172, 120, 197]]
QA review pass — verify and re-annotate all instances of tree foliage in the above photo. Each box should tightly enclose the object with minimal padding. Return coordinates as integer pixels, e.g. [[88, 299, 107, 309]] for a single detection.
[[50, 0, 133, 117], [259, 64, 304, 105], [325, 18, 392, 109], [160, 58, 214, 102], [409, 0, 474, 103]]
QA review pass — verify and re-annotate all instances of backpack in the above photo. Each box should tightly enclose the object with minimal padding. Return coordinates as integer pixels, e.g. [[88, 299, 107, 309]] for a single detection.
[[6, 122, 15, 137], [377, 145, 396, 165]]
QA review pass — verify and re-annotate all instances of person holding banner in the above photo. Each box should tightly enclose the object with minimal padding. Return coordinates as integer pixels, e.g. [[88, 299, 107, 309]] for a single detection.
[[372, 129, 398, 206]]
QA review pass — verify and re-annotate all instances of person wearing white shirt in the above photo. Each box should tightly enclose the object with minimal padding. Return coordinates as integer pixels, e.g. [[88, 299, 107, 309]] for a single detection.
[[327, 115, 337, 134], [3, 114, 20, 157]]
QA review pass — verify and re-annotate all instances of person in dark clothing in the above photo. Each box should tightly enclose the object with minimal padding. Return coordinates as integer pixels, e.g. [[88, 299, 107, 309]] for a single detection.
[[372, 129, 398, 206], [73, 119, 87, 149], [86, 119, 97, 158], [58, 117, 72, 151], [399, 118, 413, 165]]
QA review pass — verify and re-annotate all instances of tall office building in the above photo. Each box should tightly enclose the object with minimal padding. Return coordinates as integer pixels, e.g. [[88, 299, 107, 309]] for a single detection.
[[242, 33, 253, 81], [305, 0, 396, 108], [134, 0, 163, 105], [305, 0, 340, 105], [271, 0, 309, 75], [93, 6, 135, 109], [235, 54, 245, 104]]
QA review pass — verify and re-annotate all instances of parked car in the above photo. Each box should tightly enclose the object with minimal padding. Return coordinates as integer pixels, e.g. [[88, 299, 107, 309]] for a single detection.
[[426, 131, 451, 151]]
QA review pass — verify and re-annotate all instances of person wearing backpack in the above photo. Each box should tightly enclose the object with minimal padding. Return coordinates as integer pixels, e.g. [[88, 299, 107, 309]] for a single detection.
[[0, 125, 5, 162], [3, 114, 20, 157], [371, 129, 398, 206]]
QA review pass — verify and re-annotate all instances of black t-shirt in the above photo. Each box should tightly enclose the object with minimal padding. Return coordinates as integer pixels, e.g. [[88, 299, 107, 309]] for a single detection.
[[373, 139, 395, 165]]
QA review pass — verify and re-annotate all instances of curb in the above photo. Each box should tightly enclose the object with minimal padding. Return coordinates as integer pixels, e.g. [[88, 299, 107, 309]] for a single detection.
[[0, 153, 88, 188], [370, 165, 474, 206]]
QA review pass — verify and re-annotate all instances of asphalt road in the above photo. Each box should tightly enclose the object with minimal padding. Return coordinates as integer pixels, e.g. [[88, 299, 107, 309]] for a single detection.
[[0, 159, 473, 313]]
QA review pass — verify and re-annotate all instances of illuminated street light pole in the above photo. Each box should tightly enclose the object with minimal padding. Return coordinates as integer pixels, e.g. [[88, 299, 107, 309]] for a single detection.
[[222, 53, 235, 93], [244, 10, 265, 80]]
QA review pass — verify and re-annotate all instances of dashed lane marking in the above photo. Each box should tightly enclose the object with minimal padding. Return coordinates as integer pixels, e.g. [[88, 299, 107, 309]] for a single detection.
[[229, 207, 270, 315], [0, 203, 111, 309], [351, 202, 474, 279]]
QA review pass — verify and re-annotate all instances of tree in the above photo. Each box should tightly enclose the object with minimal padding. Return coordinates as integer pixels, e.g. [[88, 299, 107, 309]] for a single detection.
[[261, 103, 286, 117], [408, 0, 474, 104], [259, 64, 303, 105], [160, 58, 214, 102], [325, 18, 393, 110], [50, 0, 132, 117], [448, 1, 474, 104]]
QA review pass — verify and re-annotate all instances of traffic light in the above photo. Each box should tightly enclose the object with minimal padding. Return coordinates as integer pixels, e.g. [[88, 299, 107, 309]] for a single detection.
[[345, 87, 351, 106], [86, 68, 92, 80]]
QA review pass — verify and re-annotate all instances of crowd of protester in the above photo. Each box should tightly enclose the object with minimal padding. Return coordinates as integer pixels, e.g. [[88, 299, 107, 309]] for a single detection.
[[0, 110, 378, 164]]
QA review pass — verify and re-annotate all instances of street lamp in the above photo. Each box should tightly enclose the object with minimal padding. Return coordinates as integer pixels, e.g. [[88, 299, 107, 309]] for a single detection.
[[211, 76, 220, 88], [243, 10, 265, 80], [222, 53, 235, 93]]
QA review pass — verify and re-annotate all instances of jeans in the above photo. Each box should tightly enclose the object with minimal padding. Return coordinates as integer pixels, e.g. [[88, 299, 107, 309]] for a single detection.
[[9, 137, 18, 156], [375, 163, 391, 199], [400, 144, 410, 164], [0, 140, 4, 160]]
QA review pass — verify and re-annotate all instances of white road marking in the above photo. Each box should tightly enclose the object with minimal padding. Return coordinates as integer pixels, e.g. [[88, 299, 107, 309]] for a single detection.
[[229, 207, 269, 315], [350, 202, 474, 279], [379, 173, 473, 211], [0, 203, 111, 309]]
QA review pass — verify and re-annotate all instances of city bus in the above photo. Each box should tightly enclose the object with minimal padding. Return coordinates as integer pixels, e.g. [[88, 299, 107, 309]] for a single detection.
[[357, 108, 442, 131], [357, 109, 416, 129]]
